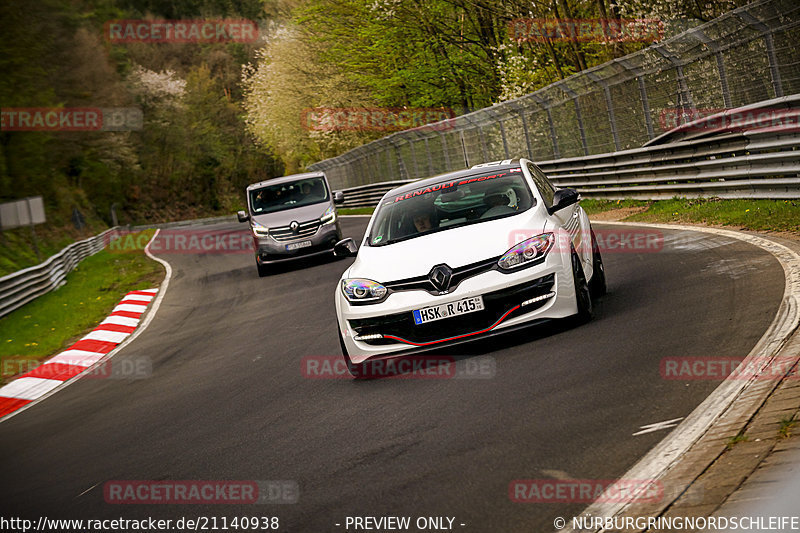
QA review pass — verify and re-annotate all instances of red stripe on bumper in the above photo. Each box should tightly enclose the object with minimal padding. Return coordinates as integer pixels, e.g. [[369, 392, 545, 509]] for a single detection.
[[383, 305, 522, 347]]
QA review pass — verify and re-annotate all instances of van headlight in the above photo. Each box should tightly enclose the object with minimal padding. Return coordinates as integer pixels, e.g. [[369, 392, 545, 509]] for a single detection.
[[252, 221, 269, 236], [341, 279, 387, 303], [321, 206, 337, 225], [498, 233, 554, 271]]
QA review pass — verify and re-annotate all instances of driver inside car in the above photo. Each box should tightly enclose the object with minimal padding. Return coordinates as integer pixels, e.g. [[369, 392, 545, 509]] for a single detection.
[[481, 186, 516, 218]]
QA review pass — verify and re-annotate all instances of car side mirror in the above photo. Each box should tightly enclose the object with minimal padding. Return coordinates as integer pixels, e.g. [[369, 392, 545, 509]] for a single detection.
[[334, 238, 358, 257], [333, 191, 345, 205], [237, 210, 250, 223], [547, 188, 580, 215]]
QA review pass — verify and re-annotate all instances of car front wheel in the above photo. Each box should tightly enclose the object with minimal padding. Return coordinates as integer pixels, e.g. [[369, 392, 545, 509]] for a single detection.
[[571, 247, 593, 323], [588, 229, 607, 298]]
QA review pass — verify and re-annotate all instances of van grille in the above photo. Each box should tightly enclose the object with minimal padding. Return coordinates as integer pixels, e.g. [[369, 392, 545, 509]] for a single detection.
[[270, 220, 321, 242]]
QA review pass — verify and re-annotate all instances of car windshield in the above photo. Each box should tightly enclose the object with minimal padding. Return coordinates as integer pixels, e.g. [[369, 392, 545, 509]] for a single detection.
[[249, 177, 329, 215], [368, 169, 534, 246]]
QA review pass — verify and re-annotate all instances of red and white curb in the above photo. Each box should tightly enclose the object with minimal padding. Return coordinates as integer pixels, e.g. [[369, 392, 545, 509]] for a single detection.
[[0, 289, 159, 419]]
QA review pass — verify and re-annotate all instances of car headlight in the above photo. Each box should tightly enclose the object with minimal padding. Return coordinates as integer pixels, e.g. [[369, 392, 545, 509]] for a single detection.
[[497, 233, 554, 271], [341, 278, 387, 303], [320, 205, 337, 225], [252, 221, 269, 236]]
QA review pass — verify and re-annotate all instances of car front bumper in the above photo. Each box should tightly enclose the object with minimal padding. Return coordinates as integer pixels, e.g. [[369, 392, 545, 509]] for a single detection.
[[254, 221, 341, 264], [335, 249, 579, 364]]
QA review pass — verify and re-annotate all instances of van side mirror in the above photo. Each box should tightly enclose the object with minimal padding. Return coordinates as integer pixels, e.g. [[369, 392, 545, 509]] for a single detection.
[[334, 238, 358, 257], [333, 191, 345, 205], [547, 188, 580, 215], [237, 210, 250, 223]]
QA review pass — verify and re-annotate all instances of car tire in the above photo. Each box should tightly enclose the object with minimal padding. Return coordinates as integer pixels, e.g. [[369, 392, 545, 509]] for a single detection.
[[256, 260, 270, 277], [588, 229, 607, 298], [571, 247, 593, 323]]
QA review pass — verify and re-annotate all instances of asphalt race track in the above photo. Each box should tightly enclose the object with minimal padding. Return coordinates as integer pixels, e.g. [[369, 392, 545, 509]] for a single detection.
[[0, 218, 786, 532]]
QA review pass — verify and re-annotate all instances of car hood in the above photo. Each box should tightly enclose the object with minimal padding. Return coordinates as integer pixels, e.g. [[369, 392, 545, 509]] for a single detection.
[[250, 201, 329, 227], [348, 210, 548, 282]]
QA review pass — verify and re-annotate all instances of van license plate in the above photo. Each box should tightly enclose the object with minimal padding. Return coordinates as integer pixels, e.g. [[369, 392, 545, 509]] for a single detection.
[[286, 240, 312, 251]]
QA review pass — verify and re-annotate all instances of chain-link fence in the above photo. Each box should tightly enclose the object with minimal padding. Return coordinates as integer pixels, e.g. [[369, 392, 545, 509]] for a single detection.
[[309, 0, 800, 192]]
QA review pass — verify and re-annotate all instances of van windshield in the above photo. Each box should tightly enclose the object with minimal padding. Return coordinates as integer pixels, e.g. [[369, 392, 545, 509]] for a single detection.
[[249, 177, 329, 215], [368, 169, 534, 246]]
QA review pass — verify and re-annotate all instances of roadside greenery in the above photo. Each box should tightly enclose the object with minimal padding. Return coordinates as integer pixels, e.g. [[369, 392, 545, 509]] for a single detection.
[[622, 198, 800, 233], [0, 230, 162, 383], [1, 0, 758, 268]]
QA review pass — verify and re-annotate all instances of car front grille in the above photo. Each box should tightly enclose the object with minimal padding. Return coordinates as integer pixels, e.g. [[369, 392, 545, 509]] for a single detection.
[[384, 257, 500, 295], [349, 274, 555, 346], [270, 220, 321, 242]]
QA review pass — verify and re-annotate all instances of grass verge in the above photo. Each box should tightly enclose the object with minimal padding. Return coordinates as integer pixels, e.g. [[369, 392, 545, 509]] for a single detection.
[[585, 198, 800, 234], [0, 230, 163, 383], [339, 207, 376, 216]]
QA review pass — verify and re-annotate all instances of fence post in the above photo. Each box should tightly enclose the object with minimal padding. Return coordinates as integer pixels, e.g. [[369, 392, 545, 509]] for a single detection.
[[586, 71, 620, 151], [736, 10, 784, 98], [654, 45, 695, 124], [616, 57, 655, 141], [559, 83, 589, 156], [690, 28, 732, 108]]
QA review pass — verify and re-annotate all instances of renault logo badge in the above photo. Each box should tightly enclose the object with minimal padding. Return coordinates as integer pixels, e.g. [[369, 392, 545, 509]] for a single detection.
[[428, 264, 453, 293], [290, 221, 299, 232]]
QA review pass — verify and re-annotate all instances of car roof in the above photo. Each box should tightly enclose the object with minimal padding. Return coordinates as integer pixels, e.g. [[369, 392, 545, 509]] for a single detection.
[[386, 159, 524, 197], [246, 171, 326, 191]]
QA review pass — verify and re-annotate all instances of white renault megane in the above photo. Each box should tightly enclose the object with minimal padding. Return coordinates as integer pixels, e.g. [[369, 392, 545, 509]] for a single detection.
[[333, 158, 606, 376]]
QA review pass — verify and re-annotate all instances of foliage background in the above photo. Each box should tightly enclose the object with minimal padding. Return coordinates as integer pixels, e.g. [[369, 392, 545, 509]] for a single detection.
[[1, 0, 748, 263]]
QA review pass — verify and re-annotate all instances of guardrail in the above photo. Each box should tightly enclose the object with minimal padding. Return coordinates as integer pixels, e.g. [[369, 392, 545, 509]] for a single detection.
[[538, 96, 800, 199], [338, 96, 800, 206], [0, 228, 116, 319]]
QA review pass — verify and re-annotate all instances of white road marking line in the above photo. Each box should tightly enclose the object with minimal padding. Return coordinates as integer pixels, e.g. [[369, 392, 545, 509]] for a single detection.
[[75, 482, 100, 498], [564, 222, 800, 533], [632, 417, 684, 436]]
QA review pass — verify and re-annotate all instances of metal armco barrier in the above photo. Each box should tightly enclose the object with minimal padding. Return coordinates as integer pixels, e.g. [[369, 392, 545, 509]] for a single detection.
[[337, 95, 800, 205], [0, 228, 116, 319], [309, 0, 800, 196]]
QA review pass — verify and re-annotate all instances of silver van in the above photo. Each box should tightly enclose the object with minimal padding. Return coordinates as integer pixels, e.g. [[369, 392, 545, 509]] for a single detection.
[[237, 171, 344, 276]]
